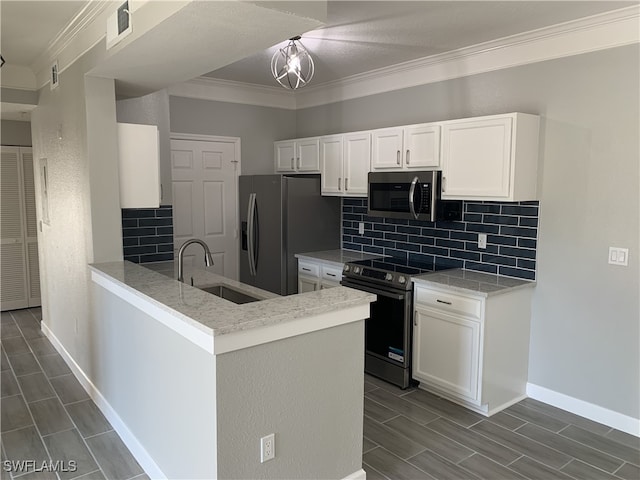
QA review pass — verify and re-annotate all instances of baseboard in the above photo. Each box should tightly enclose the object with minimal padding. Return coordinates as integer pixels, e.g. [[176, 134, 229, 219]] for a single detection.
[[527, 383, 640, 437], [41, 323, 167, 479], [342, 468, 366, 480]]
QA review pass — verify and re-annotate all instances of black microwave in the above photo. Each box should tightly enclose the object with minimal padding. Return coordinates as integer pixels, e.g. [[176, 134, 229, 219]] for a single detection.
[[368, 170, 462, 222]]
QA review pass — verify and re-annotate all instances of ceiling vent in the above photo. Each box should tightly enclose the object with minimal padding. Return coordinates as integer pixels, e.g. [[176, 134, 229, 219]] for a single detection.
[[106, 1, 132, 50]]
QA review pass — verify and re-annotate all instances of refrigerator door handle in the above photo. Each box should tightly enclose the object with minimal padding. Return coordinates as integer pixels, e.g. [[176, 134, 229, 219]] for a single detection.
[[252, 194, 259, 275], [247, 193, 257, 276]]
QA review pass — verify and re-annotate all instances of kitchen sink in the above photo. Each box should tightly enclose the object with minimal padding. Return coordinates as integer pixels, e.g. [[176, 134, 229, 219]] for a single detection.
[[198, 284, 261, 304]]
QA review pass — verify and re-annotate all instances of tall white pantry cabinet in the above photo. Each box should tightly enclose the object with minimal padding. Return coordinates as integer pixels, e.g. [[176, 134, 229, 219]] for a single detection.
[[1, 146, 41, 311]]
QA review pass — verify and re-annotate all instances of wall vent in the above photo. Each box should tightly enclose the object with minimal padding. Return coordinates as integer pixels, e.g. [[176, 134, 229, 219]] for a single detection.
[[50, 60, 59, 90], [106, 1, 132, 50]]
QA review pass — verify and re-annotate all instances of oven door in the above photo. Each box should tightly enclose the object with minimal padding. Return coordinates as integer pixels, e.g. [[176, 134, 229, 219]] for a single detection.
[[341, 277, 412, 368]]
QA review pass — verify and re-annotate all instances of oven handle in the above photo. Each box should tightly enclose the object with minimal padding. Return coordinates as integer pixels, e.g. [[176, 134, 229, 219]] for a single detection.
[[341, 279, 406, 300]]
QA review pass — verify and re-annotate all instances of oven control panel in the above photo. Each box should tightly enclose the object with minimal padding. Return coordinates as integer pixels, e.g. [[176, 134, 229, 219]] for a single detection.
[[343, 263, 410, 290]]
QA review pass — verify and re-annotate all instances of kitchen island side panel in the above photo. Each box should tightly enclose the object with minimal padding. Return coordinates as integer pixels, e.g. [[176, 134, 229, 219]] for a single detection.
[[215, 320, 365, 480]]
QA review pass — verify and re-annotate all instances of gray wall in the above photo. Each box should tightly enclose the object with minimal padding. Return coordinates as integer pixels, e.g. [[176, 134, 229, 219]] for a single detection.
[[168, 96, 296, 175], [1, 120, 32, 146], [116, 90, 173, 204], [295, 45, 640, 420], [216, 321, 364, 479]]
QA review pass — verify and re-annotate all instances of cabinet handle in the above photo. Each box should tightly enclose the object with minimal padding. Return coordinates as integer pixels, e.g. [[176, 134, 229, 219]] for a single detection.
[[406, 149, 410, 164], [442, 176, 447, 193], [345, 178, 349, 191], [291, 157, 295, 170], [338, 177, 342, 190], [327, 273, 336, 277], [436, 299, 452, 305], [396, 150, 401, 165], [302, 268, 311, 272], [297, 157, 301, 169]]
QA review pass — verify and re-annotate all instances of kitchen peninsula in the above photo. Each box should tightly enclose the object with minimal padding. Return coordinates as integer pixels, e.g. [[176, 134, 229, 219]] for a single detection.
[[84, 261, 374, 480]]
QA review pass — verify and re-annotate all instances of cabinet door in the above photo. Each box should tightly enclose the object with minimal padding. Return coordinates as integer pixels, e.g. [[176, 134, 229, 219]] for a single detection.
[[298, 275, 319, 293], [404, 124, 440, 168], [118, 123, 160, 208], [441, 117, 513, 199], [343, 132, 370, 196], [371, 128, 403, 170], [320, 135, 344, 194], [413, 306, 481, 401], [296, 137, 320, 172], [320, 279, 341, 289], [275, 141, 296, 172]]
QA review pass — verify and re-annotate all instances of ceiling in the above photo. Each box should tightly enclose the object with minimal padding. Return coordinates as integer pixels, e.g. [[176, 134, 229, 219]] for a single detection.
[[204, 1, 638, 87], [0, 1, 637, 95], [0, 1, 87, 67]]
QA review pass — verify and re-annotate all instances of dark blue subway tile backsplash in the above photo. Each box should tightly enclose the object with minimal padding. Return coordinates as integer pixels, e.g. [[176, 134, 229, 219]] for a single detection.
[[342, 199, 539, 281], [122, 206, 174, 264]]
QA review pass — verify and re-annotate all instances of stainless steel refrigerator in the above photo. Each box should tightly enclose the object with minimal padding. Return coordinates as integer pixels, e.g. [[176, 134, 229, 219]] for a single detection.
[[239, 175, 341, 295]]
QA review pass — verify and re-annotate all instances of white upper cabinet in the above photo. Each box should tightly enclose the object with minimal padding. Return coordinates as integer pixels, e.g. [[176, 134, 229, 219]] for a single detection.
[[371, 123, 440, 171], [274, 137, 320, 173], [117, 123, 161, 208], [320, 132, 370, 197], [343, 132, 370, 195], [441, 113, 540, 201]]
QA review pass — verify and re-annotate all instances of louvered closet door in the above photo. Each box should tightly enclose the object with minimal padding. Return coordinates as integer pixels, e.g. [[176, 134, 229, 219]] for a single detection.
[[22, 149, 41, 306], [1, 147, 29, 310]]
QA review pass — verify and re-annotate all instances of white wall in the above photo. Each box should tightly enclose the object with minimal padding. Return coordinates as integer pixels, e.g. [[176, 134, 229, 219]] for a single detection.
[[30, 42, 123, 376], [295, 45, 640, 422]]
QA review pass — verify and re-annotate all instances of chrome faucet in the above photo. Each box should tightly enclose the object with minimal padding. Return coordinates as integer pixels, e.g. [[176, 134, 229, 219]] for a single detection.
[[178, 239, 214, 283]]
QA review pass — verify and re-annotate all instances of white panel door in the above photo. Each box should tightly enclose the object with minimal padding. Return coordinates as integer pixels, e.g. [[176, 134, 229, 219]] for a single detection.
[[171, 138, 239, 280]]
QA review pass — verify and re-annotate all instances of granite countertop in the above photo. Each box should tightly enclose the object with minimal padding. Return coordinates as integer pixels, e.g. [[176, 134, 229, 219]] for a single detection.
[[412, 268, 536, 297], [90, 261, 375, 337], [294, 249, 385, 268]]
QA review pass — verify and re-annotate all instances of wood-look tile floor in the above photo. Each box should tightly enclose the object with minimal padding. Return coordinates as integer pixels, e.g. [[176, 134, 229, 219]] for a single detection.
[[1, 309, 147, 480], [3, 308, 639, 480], [362, 374, 640, 480]]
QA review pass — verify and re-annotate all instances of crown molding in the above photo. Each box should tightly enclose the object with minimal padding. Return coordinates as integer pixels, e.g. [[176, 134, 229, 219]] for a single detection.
[[31, 0, 114, 88], [167, 77, 297, 110], [172, 5, 639, 111], [294, 5, 640, 109]]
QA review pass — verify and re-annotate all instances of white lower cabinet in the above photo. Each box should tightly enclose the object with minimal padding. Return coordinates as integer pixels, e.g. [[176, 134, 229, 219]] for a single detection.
[[412, 283, 533, 416], [297, 259, 343, 293]]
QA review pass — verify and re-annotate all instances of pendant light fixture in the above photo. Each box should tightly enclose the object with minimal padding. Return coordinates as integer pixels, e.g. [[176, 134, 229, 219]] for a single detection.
[[270, 36, 315, 90]]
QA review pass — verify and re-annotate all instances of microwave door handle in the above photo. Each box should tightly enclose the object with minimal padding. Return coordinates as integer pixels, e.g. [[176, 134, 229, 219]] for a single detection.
[[408, 176, 419, 220]]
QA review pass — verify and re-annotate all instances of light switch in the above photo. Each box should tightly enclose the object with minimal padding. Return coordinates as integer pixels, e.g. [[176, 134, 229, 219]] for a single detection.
[[358, 222, 365, 235], [608, 247, 629, 266]]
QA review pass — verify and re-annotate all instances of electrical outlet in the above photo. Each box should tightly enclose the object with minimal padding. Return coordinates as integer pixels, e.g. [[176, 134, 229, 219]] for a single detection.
[[608, 247, 629, 266], [478, 233, 487, 249], [358, 222, 365, 235], [260, 433, 275, 463]]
